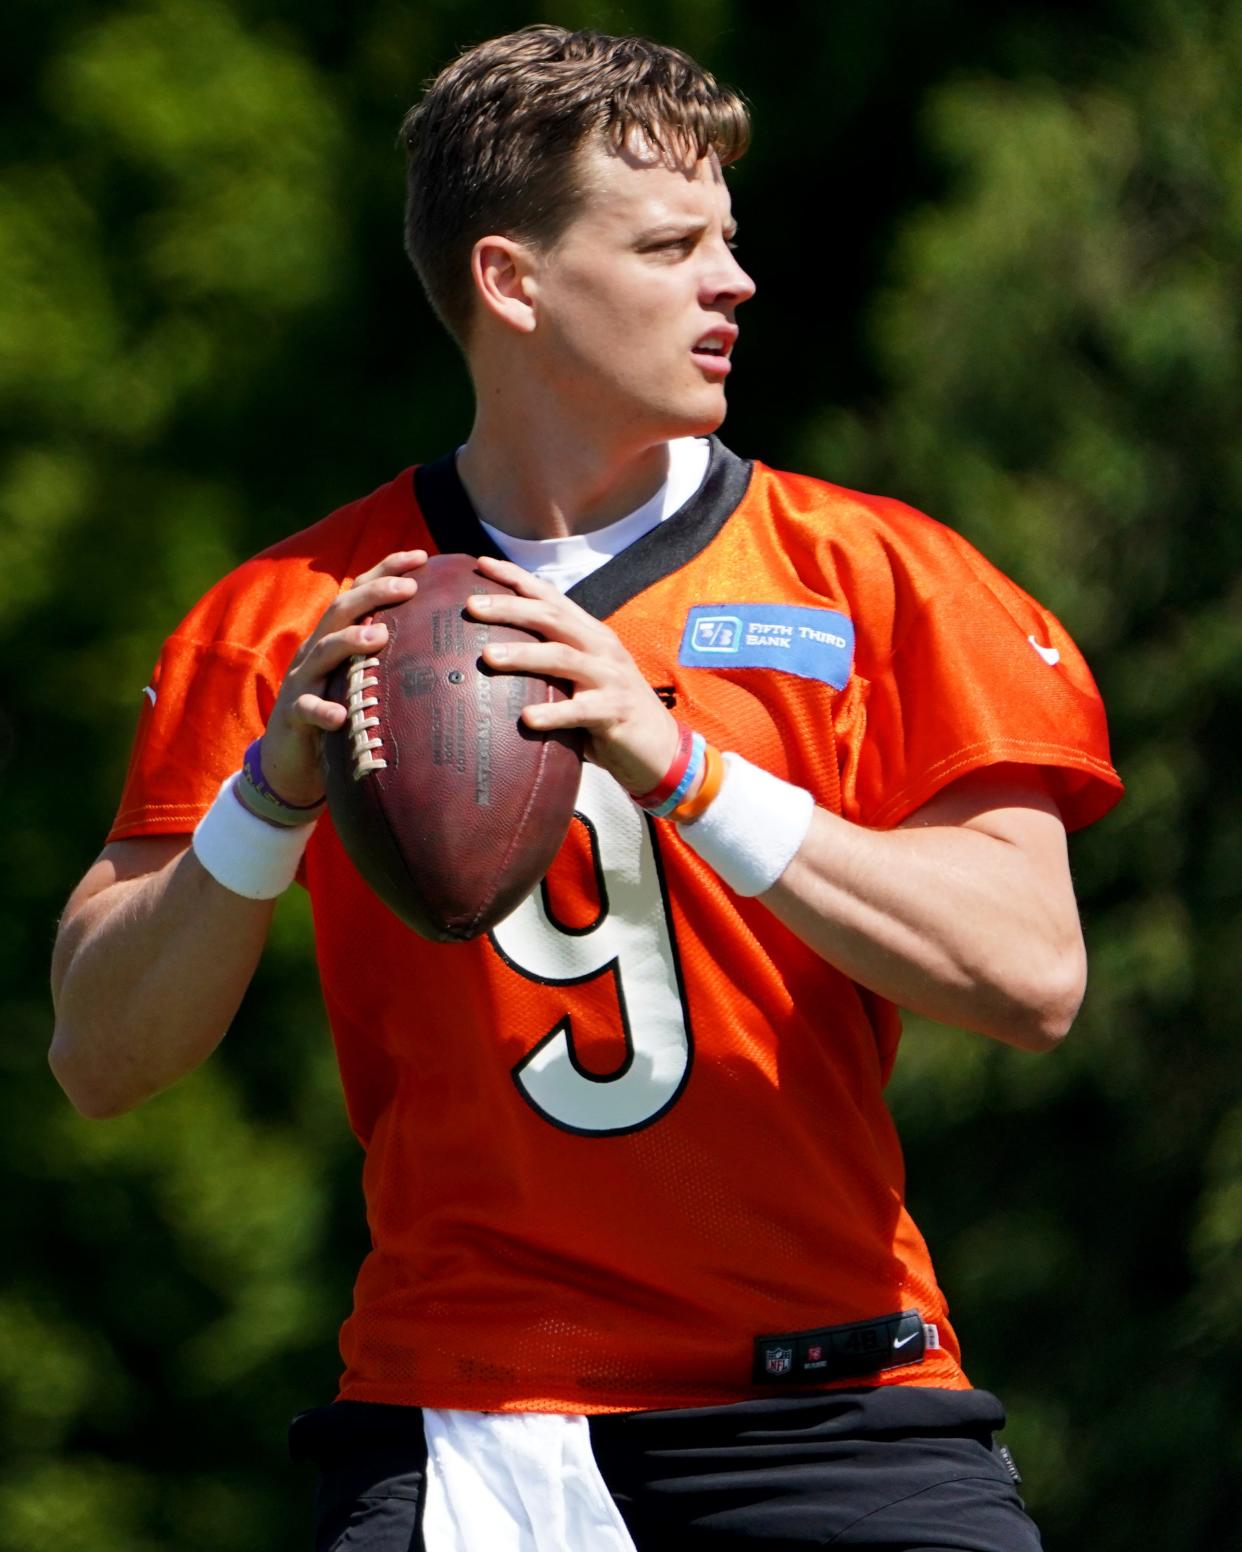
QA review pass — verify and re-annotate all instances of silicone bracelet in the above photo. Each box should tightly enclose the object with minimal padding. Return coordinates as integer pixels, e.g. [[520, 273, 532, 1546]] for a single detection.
[[678, 753, 815, 896], [669, 742, 725, 824], [633, 722, 694, 811], [192, 776, 316, 899], [647, 732, 705, 819], [241, 739, 326, 817], [235, 768, 324, 828]]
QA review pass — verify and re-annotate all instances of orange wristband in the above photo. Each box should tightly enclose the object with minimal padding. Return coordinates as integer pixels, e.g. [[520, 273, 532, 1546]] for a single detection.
[[670, 742, 725, 824]]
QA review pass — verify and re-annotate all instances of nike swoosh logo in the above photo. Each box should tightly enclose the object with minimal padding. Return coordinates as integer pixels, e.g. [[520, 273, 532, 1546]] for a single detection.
[[1028, 636, 1060, 667], [893, 1329, 921, 1349], [143, 686, 157, 706]]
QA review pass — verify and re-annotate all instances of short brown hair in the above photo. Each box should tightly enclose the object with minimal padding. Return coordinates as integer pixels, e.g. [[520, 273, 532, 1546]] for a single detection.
[[400, 25, 750, 344]]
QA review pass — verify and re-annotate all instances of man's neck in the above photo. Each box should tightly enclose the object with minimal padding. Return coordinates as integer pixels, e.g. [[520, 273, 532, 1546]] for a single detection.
[[456, 416, 676, 541]]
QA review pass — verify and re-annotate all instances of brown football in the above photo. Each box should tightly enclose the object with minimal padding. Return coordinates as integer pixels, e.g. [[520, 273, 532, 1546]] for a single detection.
[[323, 553, 583, 941]]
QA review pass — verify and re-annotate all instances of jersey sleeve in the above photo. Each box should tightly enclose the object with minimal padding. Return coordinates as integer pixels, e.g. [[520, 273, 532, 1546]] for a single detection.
[[841, 525, 1123, 832], [103, 467, 426, 845], [107, 632, 281, 841], [105, 552, 338, 842]]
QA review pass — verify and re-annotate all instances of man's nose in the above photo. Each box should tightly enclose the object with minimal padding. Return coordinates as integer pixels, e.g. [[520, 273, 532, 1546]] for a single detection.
[[705, 247, 756, 308]]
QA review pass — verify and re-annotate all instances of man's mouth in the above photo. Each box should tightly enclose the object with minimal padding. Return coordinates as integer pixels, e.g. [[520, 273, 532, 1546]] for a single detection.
[[691, 328, 737, 372], [692, 328, 736, 355]]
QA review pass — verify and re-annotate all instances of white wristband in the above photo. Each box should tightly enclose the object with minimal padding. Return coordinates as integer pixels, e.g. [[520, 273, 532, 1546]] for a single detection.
[[192, 776, 317, 900], [678, 752, 815, 897]]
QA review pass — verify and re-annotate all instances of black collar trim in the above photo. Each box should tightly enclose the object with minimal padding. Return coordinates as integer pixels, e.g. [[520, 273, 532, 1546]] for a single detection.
[[411, 437, 753, 621]]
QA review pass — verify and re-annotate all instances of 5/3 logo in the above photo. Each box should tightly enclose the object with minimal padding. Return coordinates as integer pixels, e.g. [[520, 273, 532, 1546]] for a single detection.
[[489, 764, 693, 1136]]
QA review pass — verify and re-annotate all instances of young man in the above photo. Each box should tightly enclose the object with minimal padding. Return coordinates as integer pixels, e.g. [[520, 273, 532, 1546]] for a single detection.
[[51, 24, 1121, 1552]]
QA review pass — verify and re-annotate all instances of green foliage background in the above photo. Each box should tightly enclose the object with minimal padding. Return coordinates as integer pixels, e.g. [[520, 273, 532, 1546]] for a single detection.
[[4, 1, 1239, 1546]]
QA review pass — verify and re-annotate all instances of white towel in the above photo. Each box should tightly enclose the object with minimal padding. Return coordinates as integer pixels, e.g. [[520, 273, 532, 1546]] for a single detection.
[[420, 1408, 638, 1552]]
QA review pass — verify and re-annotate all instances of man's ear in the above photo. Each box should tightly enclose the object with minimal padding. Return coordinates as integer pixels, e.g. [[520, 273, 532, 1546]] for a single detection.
[[471, 235, 540, 335]]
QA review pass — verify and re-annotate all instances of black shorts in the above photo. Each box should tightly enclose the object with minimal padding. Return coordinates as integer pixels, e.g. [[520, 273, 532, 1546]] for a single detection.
[[289, 1387, 1042, 1551]]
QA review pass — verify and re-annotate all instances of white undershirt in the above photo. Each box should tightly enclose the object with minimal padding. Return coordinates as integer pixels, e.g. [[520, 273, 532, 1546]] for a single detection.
[[477, 436, 711, 591]]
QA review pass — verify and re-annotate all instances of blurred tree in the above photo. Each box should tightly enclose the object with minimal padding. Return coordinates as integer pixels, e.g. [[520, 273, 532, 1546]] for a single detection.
[[3, 0, 1235, 1547], [798, 0, 1242, 1544]]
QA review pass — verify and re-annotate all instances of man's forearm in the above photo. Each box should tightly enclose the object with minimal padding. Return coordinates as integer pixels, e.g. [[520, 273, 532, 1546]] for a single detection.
[[761, 796, 1086, 1051], [50, 841, 276, 1117]]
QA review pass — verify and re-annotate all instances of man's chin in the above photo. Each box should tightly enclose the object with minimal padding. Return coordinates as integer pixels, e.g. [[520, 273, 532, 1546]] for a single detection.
[[664, 394, 729, 441]]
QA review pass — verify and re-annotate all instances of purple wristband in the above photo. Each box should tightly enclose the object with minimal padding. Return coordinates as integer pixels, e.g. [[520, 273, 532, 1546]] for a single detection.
[[241, 739, 324, 813]]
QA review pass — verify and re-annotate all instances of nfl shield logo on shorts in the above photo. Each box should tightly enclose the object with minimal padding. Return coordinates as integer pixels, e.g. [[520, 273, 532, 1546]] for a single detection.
[[763, 1344, 794, 1376]]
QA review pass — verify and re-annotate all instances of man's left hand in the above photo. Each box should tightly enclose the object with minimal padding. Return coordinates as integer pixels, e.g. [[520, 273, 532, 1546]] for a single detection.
[[466, 555, 678, 795]]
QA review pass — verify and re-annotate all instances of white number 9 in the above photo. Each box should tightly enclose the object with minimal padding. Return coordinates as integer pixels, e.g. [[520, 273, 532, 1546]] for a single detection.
[[489, 764, 694, 1135]]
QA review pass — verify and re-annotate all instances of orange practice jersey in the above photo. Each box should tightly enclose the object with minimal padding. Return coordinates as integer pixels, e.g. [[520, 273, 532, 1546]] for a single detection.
[[110, 440, 1122, 1413]]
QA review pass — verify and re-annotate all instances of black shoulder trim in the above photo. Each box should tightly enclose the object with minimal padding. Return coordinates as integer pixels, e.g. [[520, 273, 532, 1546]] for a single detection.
[[567, 439, 752, 620], [412, 451, 508, 562], [411, 438, 753, 621]]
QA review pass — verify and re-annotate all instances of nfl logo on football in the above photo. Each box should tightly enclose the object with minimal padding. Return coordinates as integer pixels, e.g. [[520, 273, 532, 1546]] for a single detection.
[[764, 1345, 794, 1376]]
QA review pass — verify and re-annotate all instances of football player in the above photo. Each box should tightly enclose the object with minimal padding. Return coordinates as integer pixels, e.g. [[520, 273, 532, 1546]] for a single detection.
[[51, 24, 1121, 1551]]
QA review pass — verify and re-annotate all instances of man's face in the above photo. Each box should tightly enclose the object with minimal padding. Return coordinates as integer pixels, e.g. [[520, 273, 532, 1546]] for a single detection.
[[524, 138, 756, 443]]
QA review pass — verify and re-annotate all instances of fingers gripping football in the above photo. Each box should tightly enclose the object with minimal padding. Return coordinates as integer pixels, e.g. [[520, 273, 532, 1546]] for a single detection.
[[262, 551, 428, 806], [467, 555, 679, 796]]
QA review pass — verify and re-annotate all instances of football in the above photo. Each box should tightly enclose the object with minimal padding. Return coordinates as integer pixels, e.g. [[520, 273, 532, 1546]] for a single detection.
[[323, 553, 583, 941]]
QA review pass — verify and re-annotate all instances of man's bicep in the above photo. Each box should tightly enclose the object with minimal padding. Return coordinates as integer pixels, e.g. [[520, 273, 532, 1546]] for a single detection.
[[897, 764, 1079, 919], [898, 764, 1063, 837], [64, 835, 193, 917], [54, 836, 193, 994]]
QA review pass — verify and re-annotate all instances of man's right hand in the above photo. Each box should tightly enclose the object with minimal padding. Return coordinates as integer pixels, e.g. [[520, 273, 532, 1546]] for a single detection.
[[260, 549, 428, 806]]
